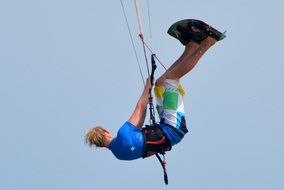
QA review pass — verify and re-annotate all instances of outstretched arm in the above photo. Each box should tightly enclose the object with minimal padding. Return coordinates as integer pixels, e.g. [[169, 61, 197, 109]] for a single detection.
[[128, 78, 152, 128]]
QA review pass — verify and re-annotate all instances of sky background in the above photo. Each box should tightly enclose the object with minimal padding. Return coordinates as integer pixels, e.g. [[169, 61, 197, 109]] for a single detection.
[[0, 0, 284, 189]]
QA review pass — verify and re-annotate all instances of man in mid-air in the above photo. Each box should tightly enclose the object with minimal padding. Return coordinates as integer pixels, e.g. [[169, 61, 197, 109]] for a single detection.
[[85, 19, 226, 160]]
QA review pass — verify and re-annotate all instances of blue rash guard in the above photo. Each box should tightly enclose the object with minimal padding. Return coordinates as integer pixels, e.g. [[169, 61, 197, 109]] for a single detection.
[[108, 121, 144, 160]]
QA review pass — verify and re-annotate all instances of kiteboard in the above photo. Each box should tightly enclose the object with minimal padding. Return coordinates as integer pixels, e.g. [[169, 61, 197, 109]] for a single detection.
[[167, 19, 226, 45]]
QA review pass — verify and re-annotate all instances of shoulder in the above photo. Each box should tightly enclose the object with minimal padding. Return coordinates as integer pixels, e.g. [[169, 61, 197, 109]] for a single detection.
[[118, 121, 139, 135], [120, 121, 139, 130]]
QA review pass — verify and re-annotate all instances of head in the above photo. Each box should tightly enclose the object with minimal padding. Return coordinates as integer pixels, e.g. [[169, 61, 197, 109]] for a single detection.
[[85, 126, 113, 148]]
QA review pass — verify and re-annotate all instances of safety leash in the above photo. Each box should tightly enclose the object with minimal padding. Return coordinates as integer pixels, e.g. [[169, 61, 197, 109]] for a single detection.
[[155, 152, 168, 185], [149, 55, 169, 185], [148, 54, 156, 125]]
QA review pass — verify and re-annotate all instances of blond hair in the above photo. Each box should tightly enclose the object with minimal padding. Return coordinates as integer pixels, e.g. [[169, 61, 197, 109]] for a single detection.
[[85, 126, 107, 147]]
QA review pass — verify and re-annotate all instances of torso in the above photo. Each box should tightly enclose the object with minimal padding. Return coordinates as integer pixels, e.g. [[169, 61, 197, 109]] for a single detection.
[[108, 121, 144, 160]]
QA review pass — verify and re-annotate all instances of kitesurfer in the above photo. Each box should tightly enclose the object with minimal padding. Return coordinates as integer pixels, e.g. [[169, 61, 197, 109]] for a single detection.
[[85, 19, 225, 160]]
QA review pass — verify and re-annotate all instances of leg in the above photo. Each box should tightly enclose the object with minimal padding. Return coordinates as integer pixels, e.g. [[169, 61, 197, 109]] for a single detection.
[[154, 79, 188, 145], [156, 42, 199, 85], [156, 37, 216, 85]]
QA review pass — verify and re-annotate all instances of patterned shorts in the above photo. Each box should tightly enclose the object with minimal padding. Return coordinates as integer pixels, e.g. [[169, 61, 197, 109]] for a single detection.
[[154, 79, 188, 134]]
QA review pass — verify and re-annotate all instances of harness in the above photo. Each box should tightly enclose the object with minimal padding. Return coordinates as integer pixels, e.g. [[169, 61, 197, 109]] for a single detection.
[[142, 54, 171, 185]]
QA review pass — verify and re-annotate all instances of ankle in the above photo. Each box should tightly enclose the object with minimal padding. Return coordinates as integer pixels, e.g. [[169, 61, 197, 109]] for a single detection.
[[200, 36, 216, 47]]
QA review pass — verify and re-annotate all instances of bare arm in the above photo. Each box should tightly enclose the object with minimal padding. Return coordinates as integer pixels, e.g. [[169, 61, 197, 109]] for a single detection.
[[128, 78, 152, 128]]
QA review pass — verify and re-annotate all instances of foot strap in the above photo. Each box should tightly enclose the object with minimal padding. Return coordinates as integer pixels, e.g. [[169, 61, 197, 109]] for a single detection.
[[167, 19, 226, 45]]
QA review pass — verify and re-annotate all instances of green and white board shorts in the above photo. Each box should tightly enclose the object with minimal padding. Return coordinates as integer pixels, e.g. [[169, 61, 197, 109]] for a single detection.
[[154, 79, 187, 134]]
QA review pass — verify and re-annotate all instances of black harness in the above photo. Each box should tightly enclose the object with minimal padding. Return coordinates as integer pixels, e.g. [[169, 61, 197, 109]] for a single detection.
[[142, 124, 172, 157], [142, 54, 170, 185]]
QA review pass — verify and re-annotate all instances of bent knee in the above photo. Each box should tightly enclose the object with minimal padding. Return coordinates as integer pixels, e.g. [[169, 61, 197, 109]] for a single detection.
[[155, 76, 165, 86]]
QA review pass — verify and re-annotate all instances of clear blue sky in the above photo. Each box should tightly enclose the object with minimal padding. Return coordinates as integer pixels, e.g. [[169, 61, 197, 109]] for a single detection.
[[0, 0, 283, 189]]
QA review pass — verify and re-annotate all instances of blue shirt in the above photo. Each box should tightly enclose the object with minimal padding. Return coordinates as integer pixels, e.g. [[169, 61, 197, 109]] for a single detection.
[[108, 121, 144, 160]]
